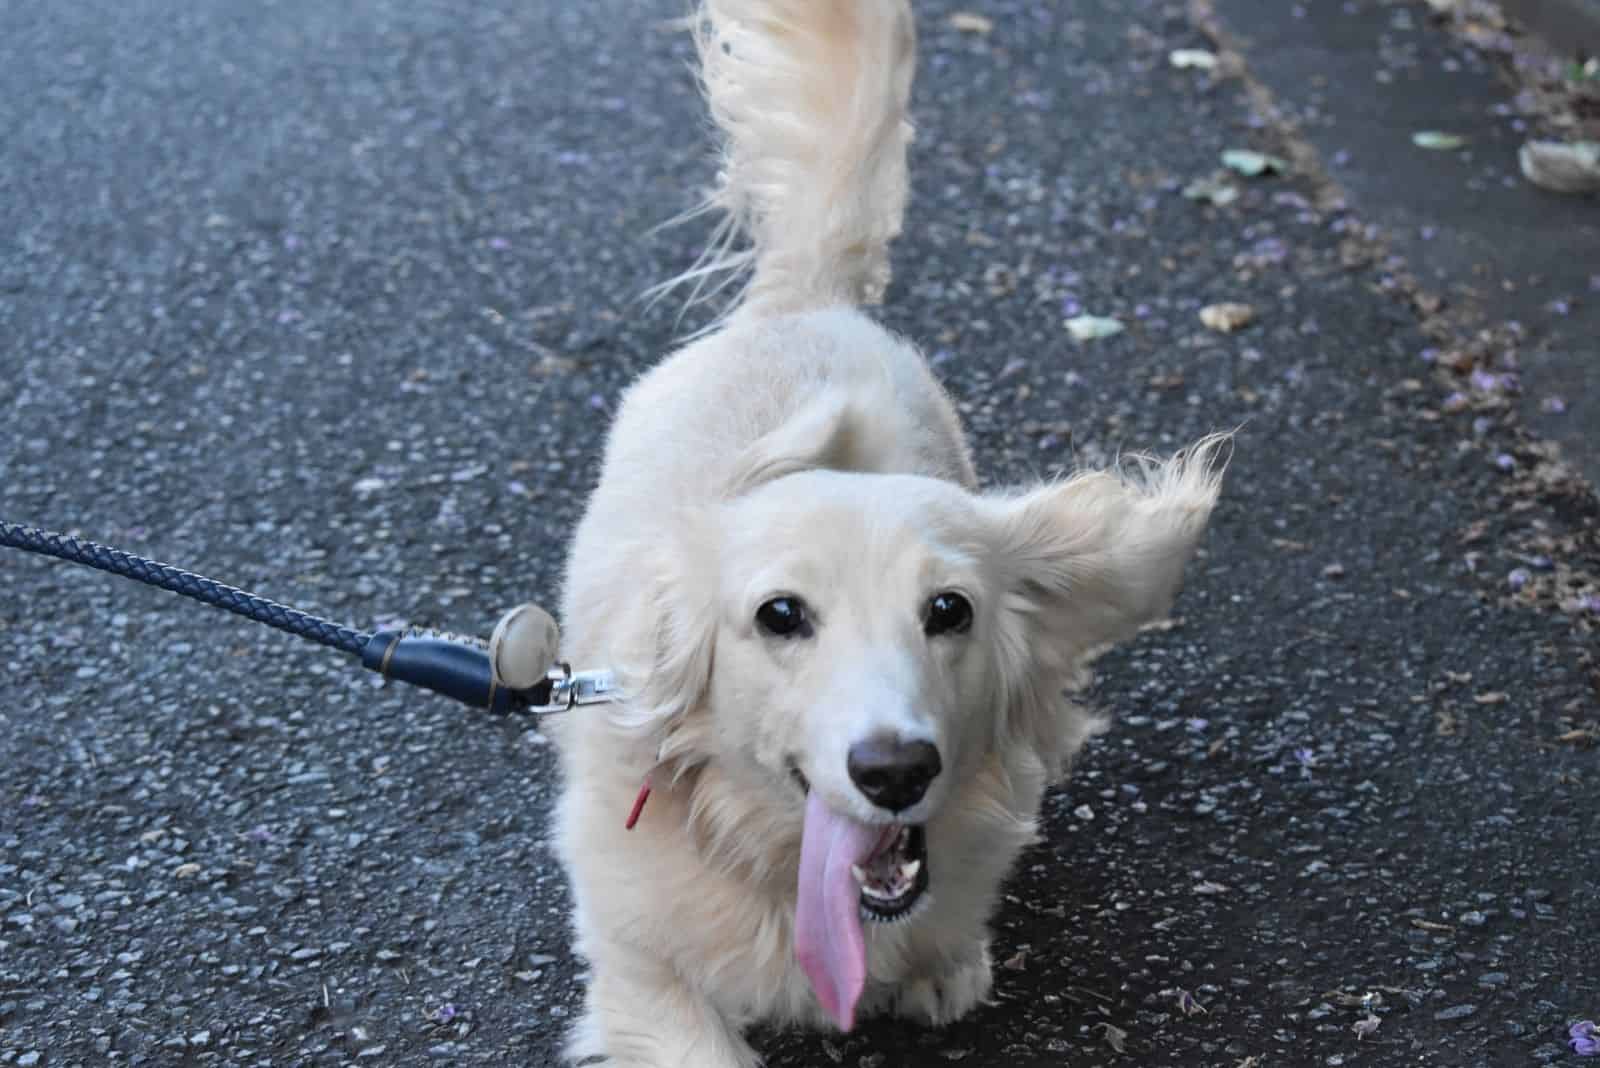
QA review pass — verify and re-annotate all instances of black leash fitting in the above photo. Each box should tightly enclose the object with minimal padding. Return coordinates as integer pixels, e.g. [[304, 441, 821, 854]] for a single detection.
[[1, 520, 563, 716]]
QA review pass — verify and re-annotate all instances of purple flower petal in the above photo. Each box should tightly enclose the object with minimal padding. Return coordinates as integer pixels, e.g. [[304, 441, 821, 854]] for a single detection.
[[1507, 568, 1530, 592], [1572, 1020, 1600, 1055], [998, 357, 1029, 380]]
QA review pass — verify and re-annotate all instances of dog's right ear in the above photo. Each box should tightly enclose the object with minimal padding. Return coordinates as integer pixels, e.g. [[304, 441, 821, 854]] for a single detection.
[[608, 507, 719, 750]]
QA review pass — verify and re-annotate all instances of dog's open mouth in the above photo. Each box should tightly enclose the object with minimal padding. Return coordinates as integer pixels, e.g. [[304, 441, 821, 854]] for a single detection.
[[788, 761, 929, 921], [851, 824, 928, 921], [794, 786, 934, 1032]]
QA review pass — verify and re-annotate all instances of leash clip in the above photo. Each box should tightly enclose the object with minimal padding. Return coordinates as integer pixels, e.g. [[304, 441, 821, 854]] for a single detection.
[[527, 664, 619, 717]]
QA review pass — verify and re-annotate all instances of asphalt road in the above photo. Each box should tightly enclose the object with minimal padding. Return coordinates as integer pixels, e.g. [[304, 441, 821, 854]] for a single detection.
[[2, 1, 1596, 1066]]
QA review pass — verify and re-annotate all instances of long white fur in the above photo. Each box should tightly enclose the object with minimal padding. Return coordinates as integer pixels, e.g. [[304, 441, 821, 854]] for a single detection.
[[672, 0, 916, 317], [549, 2, 1227, 1066]]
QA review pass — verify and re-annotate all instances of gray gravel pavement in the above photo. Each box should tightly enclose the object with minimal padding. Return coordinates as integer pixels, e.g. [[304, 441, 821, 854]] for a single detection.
[[1214, 0, 1600, 485], [3, 1, 1597, 1065]]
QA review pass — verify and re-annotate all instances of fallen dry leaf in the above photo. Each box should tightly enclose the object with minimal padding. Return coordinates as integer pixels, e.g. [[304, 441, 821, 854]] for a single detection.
[[1222, 148, 1289, 177], [1095, 1022, 1128, 1053], [1410, 917, 1454, 932], [1200, 302, 1257, 332], [1518, 140, 1600, 194], [1473, 691, 1509, 706], [1182, 174, 1239, 206], [173, 863, 202, 879], [947, 11, 993, 34], [1065, 313, 1125, 341], [1169, 48, 1218, 70], [1412, 130, 1467, 150]]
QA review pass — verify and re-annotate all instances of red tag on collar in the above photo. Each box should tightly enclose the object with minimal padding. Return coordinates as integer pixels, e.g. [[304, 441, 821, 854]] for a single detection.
[[624, 776, 652, 831]]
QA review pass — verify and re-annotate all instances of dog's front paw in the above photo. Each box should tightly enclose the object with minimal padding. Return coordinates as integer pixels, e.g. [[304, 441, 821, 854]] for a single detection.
[[892, 945, 993, 1027], [567, 955, 760, 1068]]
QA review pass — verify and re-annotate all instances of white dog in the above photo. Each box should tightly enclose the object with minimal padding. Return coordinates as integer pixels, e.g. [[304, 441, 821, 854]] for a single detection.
[[549, 2, 1225, 1064]]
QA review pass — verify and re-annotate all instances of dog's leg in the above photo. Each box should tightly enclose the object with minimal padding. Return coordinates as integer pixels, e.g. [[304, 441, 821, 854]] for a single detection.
[[566, 950, 758, 1068], [889, 939, 994, 1028]]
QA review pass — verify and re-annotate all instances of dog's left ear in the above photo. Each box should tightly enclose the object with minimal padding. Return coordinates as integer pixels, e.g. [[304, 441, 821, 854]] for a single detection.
[[986, 436, 1228, 768]]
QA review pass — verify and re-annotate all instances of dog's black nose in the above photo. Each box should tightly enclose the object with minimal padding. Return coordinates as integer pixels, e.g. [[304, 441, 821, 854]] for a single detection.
[[847, 734, 942, 811]]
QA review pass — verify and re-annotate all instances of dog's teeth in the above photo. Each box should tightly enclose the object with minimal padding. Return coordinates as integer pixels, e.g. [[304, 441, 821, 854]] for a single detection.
[[850, 864, 868, 886], [899, 859, 922, 882]]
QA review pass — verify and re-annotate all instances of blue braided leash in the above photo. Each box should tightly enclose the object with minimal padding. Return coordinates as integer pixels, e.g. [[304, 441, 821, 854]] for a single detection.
[[0, 519, 554, 716]]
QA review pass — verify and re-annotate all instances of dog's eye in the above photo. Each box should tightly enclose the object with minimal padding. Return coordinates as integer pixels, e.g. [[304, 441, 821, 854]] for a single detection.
[[756, 596, 811, 638], [924, 592, 973, 637]]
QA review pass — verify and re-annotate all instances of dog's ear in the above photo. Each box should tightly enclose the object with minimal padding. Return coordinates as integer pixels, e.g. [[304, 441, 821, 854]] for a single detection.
[[985, 436, 1228, 770], [608, 509, 719, 752], [726, 392, 876, 493]]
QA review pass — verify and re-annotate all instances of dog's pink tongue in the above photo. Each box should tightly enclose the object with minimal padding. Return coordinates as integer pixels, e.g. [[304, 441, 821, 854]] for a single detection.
[[794, 791, 882, 1032]]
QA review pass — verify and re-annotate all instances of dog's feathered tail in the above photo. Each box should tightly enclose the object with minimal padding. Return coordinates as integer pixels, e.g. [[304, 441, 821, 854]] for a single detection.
[[665, 0, 917, 321]]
